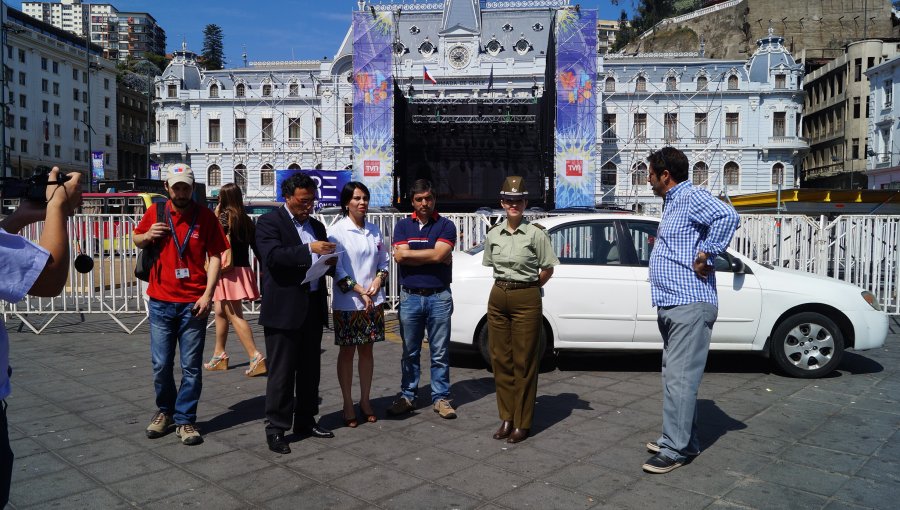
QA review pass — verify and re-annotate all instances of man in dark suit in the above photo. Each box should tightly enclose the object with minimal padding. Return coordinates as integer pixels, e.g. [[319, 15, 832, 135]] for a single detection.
[[256, 173, 337, 454]]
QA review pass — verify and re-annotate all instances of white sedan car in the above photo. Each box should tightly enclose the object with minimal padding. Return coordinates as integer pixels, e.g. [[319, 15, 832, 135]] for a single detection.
[[450, 214, 888, 378]]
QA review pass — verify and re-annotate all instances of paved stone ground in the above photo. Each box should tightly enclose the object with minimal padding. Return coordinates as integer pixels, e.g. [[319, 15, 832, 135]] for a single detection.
[[4, 312, 899, 509]]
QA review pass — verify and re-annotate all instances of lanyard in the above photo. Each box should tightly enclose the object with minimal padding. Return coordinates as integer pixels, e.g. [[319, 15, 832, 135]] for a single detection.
[[166, 203, 199, 262]]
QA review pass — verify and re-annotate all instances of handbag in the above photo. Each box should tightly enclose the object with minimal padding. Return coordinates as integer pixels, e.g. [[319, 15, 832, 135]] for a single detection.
[[134, 203, 166, 282]]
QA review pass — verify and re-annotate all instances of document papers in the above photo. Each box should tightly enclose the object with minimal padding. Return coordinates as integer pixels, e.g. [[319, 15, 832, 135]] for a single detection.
[[302, 252, 341, 285]]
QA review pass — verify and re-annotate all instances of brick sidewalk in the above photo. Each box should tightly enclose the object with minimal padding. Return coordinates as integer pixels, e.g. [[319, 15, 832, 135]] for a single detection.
[[4, 314, 899, 509]]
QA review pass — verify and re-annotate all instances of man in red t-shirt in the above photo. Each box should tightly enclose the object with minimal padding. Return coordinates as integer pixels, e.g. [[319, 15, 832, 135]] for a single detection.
[[133, 163, 228, 446]]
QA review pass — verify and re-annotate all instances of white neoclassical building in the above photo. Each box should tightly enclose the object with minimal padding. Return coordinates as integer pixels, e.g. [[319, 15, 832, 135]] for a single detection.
[[151, 44, 353, 199], [865, 55, 900, 189]]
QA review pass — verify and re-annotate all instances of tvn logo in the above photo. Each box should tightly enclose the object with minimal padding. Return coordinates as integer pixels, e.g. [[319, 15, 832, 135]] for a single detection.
[[566, 160, 583, 177], [364, 160, 380, 177]]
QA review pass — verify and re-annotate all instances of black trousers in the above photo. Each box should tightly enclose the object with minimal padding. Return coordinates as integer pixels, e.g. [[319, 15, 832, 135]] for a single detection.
[[1, 400, 12, 507], [263, 295, 325, 434]]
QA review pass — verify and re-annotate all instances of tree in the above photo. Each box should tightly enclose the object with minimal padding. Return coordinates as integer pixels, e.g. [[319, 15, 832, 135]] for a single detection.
[[201, 24, 225, 70]]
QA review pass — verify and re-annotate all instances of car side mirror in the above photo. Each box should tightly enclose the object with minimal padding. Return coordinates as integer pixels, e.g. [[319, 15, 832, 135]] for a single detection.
[[730, 257, 746, 274]]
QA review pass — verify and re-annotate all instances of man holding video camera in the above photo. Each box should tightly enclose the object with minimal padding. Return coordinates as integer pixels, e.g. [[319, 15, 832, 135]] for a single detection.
[[0, 167, 82, 507]]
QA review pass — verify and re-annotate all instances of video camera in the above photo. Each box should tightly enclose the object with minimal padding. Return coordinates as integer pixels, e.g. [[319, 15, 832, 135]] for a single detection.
[[0, 165, 71, 203]]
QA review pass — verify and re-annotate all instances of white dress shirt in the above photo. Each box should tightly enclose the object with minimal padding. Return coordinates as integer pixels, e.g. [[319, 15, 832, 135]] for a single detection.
[[285, 204, 320, 292], [327, 215, 389, 312]]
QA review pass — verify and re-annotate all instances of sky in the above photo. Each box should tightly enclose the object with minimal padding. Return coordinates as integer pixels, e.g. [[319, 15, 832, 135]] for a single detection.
[[105, 1, 635, 67]]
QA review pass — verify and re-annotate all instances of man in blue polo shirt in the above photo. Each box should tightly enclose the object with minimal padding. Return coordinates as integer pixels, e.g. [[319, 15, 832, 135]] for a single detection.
[[388, 179, 458, 419]]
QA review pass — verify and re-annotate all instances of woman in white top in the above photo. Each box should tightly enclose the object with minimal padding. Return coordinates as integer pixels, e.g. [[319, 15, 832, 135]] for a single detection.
[[327, 181, 389, 428]]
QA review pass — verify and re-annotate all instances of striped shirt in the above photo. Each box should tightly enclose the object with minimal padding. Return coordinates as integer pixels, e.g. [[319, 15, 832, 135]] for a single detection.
[[649, 181, 740, 308]]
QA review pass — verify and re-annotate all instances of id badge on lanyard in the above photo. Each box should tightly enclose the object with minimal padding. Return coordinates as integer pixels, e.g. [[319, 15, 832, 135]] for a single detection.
[[167, 204, 198, 280]]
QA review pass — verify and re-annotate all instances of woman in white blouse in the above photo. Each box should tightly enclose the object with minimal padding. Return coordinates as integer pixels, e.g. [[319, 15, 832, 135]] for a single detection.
[[327, 182, 390, 427]]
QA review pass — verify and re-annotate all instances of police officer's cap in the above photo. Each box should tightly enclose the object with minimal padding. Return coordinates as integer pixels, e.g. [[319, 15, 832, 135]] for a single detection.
[[500, 176, 528, 199]]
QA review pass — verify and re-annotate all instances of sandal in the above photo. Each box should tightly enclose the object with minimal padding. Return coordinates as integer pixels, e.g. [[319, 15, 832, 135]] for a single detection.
[[343, 415, 359, 428], [360, 404, 377, 423], [245, 353, 267, 377], [204, 352, 228, 371]]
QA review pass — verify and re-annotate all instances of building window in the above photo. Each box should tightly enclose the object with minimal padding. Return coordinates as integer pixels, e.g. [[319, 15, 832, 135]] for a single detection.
[[82, 91, 87, 103], [234, 164, 247, 192], [867, 56, 875, 70], [635, 76, 646, 92], [262, 84, 272, 97], [694, 112, 708, 139], [53, 82, 59, 95], [18, 94, 25, 108], [167, 84, 177, 98], [633, 113, 647, 140], [261, 164, 275, 186], [73, 88, 79, 101], [697, 76, 707, 91], [289, 83, 299, 96], [631, 162, 648, 186], [692, 162, 708, 187], [771, 163, 785, 186], [344, 103, 353, 136], [53, 124, 60, 137], [288, 118, 301, 141], [853, 96, 860, 118], [20, 139, 27, 153], [208, 119, 220, 143], [41, 57, 48, 70], [602, 114, 616, 139], [236, 83, 245, 98], [104, 78, 109, 90], [73, 69, 79, 80], [728, 75, 738, 90], [18, 49, 25, 63], [664, 113, 678, 141], [315, 117, 322, 139], [43, 143, 50, 156], [851, 138, 860, 159], [235, 118, 247, 141], [167, 119, 178, 142], [854, 58, 862, 82], [773, 112, 786, 137], [42, 79, 48, 92], [865, 95, 870, 118], [724, 162, 739, 186], [600, 162, 617, 186], [105, 115, 109, 127], [19, 117, 26, 130], [261, 118, 274, 142], [53, 103, 60, 116], [725, 112, 739, 138], [54, 145, 60, 158], [665, 76, 676, 91], [208, 165, 221, 187], [775, 74, 786, 89], [105, 134, 111, 146], [886, 80, 894, 107], [604, 77, 615, 92], [209, 84, 219, 98], [52, 61, 58, 74], [18, 72, 25, 86], [42, 100, 48, 113]]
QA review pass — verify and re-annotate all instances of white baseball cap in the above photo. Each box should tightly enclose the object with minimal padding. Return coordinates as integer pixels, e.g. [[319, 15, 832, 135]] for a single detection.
[[166, 163, 194, 186]]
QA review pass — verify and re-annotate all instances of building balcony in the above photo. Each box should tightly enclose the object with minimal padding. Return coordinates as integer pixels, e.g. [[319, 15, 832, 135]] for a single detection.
[[260, 141, 274, 150], [693, 136, 710, 143], [287, 141, 303, 149], [767, 135, 810, 149], [663, 136, 679, 143], [206, 142, 223, 150], [151, 141, 186, 153], [724, 136, 742, 144], [601, 136, 618, 144], [875, 154, 893, 168]]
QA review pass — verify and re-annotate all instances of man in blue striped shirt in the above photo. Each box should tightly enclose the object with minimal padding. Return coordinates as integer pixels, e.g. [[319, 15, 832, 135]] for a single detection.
[[642, 147, 740, 474]]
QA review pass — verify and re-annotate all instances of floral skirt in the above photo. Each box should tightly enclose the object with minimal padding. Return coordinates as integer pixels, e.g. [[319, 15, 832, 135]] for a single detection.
[[213, 266, 260, 302], [333, 304, 385, 346]]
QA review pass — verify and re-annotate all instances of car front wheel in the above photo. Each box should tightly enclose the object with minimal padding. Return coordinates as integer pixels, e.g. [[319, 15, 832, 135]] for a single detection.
[[771, 312, 844, 378]]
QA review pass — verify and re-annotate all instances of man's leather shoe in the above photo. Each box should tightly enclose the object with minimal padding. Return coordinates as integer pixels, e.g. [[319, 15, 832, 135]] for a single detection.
[[266, 433, 291, 454], [297, 424, 335, 439], [506, 428, 529, 444], [492, 421, 513, 440]]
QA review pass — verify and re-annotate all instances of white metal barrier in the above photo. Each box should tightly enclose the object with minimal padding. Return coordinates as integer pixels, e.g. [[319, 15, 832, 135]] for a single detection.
[[3, 212, 898, 334]]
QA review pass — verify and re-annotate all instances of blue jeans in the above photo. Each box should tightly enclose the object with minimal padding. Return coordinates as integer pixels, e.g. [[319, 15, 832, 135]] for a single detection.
[[149, 298, 206, 425], [656, 302, 718, 463], [398, 288, 453, 404]]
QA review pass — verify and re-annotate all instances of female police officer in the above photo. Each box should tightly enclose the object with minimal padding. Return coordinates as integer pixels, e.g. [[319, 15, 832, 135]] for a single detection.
[[482, 176, 559, 443]]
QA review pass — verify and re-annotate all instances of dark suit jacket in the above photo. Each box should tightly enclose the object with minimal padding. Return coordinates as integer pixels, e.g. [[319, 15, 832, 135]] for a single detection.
[[255, 206, 330, 330]]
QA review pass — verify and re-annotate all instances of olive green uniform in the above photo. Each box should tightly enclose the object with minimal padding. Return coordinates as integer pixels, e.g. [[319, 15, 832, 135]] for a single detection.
[[482, 219, 559, 430]]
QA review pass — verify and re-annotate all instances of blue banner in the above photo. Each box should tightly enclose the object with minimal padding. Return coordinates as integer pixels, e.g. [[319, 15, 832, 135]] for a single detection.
[[554, 8, 597, 208], [91, 151, 105, 182], [275, 169, 352, 211], [352, 10, 394, 207]]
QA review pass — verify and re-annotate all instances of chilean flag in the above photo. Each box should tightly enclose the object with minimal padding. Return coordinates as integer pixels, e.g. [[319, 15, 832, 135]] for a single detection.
[[423, 66, 437, 85]]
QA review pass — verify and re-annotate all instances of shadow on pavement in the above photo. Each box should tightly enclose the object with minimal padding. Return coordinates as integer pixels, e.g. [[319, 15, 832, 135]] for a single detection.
[[835, 351, 884, 375], [696, 398, 747, 450], [532, 392, 593, 435], [199, 395, 266, 434]]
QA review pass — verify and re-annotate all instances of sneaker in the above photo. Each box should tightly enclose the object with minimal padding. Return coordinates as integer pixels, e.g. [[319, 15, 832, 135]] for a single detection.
[[146, 411, 174, 439], [646, 441, 660, 453], [386, 397, 415, 416], [176, 424, 203, 445], [642, 453, 682, 474], [433, 399, 457, 419]]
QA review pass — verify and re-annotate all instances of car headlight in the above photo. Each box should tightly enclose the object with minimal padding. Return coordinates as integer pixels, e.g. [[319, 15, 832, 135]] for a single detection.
[[861, 291, 882, 311]]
